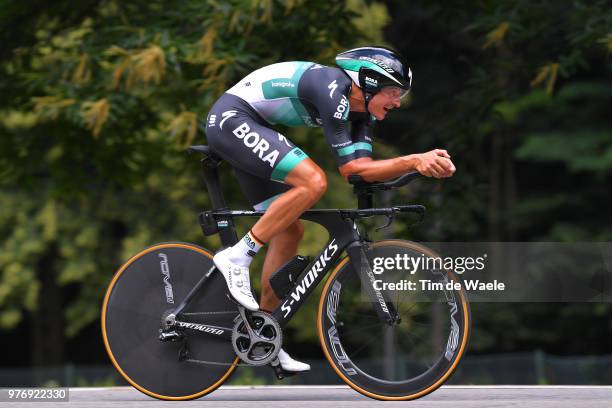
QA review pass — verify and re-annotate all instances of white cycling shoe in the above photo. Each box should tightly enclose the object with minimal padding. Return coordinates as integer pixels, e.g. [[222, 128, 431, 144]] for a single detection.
[[213, 248, 259, 311], [278, 348, 310, 372]]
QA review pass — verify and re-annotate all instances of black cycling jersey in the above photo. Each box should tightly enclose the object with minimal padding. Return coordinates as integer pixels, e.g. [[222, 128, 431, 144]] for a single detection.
[[204, 61, 374, 209]]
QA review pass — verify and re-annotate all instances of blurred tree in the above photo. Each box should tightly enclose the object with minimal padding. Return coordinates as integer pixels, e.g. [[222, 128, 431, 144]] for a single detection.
[[2, 0, 612, 377], [383, 0, 612, 355], [0, 0, 386, 368]]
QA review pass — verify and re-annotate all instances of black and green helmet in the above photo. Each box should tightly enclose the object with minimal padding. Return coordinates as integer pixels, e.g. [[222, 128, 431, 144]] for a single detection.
[[336, 46, 412, 97]]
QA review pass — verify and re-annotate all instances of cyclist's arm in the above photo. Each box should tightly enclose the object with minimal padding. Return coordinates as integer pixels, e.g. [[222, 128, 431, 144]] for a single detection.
[[339, 149, 455, 182]]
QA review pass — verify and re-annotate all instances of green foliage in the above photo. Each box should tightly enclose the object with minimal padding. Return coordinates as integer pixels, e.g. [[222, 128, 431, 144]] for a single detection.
[[2, 0, 611, 370], [380, 0, 612, 358], [0, 0, 390, 364]]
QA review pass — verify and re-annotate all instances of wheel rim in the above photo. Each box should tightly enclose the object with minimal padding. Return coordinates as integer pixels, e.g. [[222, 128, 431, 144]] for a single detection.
[[318, 240, 471, 400], [101, 243, 238, 400]]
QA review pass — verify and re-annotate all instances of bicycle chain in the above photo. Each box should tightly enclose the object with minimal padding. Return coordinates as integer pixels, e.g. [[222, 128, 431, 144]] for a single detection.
[[183, 357, 254, 367], [181, 311, 237, 316]]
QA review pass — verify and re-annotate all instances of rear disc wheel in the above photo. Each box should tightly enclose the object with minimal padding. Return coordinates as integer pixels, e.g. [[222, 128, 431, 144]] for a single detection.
[[102, 242, 239, 400]]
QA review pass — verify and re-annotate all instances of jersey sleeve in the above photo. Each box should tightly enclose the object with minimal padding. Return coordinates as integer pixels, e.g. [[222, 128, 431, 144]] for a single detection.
[[348, 118, 374, 160], [299, 67, 369, 166]]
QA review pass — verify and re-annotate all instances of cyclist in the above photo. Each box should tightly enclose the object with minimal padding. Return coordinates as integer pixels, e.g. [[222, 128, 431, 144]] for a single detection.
[[205, 46, 455, 372]]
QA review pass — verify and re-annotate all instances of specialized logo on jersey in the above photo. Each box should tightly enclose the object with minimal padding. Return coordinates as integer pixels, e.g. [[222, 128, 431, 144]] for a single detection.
[[333, 95, 349, 120], [277, 133, 292, 147], [207, 114, 216, 127], [328, 80, 338, 98], [232, 122, 280, 167], [220, 110, 238, 130]]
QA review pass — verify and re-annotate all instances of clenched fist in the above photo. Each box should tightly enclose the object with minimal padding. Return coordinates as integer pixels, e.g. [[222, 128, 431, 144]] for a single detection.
[[415, 149, 456, 178]]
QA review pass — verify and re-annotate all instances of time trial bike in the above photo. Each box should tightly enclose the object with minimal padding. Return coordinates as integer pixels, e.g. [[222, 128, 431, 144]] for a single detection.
[[101, 145, 470, 401]]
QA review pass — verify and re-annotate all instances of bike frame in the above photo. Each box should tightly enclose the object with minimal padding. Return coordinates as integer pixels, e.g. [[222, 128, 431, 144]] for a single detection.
[[169, 152, 422, 339]]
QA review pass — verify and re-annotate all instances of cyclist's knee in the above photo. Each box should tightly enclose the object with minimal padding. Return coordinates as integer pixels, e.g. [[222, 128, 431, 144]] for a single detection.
[[307, 169, 327, 201], [286, 164, 327, 203]]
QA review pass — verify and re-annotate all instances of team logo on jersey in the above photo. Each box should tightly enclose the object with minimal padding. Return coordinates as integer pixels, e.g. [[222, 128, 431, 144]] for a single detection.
[[333, 95, 349, 120], [207, 114, 216, 127], [328, 80, 338, 98], [220, 110, 238, 130], [232, 122, 280, 167]]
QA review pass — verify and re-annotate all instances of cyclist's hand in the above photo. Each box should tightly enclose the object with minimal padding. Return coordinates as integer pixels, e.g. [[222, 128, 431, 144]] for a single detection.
[[415, 149, 456, 178]]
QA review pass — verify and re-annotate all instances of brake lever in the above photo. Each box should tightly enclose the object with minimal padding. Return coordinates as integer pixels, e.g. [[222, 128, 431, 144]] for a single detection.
[[375, 214, 395, 232]]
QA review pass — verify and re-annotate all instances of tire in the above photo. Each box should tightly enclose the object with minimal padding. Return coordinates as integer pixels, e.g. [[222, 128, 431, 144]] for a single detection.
[[101, 242, 239, 400], [318, 240, 471, 400]]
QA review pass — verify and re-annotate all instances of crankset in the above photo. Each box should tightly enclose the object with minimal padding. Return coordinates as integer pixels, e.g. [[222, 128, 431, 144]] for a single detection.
[[231, 306, 282, 366]]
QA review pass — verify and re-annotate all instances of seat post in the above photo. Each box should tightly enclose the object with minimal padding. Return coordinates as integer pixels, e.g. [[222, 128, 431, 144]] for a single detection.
[[201, 156, 227, 210], [200, 157, 238, 246]]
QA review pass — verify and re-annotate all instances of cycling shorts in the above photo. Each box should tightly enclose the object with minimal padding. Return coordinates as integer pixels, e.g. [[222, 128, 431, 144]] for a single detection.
[[204, 93, 309, 210]]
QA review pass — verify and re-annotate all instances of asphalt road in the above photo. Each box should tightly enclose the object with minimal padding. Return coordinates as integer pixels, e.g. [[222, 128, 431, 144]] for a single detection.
[[1, 385, 611, 407]]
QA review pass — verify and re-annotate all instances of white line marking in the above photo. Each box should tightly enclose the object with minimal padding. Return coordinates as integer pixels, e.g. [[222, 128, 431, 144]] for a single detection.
[[68, 385, 612, 391]]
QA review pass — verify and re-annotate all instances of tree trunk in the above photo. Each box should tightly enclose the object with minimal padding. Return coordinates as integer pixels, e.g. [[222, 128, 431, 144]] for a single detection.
[[31, 244, 65, 385]]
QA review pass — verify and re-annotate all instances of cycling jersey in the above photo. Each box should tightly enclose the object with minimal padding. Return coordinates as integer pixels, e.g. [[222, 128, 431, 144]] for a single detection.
[[205, 61, 374, 210]]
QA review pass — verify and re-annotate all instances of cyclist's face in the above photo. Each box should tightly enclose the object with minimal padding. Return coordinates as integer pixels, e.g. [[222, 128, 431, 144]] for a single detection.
[[369, 87, 405, 120]]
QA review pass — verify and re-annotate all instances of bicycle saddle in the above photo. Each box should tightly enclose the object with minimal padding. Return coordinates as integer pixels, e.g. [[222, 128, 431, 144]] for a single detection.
[[187, 145, 222, 161]]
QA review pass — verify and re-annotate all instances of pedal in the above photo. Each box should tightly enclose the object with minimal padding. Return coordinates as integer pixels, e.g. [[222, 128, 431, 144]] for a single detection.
[[158, 330, 184, 342], [269, 358, 298, 380]]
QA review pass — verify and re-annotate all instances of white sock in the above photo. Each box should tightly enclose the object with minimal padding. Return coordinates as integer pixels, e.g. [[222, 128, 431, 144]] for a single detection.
[[227, 230, 264, 267]]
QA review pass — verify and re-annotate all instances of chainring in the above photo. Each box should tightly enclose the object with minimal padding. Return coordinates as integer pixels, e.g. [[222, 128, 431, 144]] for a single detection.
[[231, 311, 282, 366]]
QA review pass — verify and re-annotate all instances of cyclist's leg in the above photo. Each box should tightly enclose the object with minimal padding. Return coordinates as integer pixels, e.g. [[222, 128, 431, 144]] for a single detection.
[[206, 94, 325, 310], [233, 169, 311, 371], [206, 93, 326, 247], [250, 159, 326, 241], [231, 163, 312, 311], [244, 162, 326, 311], [259, 220, 304, 311]]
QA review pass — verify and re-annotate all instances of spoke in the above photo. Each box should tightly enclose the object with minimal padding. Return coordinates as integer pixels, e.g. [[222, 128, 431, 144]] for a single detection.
[[339, 321, 385, 339], [338, 311, 380, 320], [347, 333, 381, 359], [405, 318, 435, 327]]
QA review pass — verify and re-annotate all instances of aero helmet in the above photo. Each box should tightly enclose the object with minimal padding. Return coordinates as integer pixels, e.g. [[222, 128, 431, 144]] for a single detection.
[[336, 46, 412, 114]]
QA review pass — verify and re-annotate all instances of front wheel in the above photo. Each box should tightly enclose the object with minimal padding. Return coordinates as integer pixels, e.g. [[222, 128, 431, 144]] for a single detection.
[[318, 240, 471, 400]]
